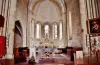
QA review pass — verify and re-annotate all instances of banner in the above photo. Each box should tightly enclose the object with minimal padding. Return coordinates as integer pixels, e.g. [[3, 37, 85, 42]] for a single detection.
[[0, 15, 5, 27], [0, 36, 6, 57]]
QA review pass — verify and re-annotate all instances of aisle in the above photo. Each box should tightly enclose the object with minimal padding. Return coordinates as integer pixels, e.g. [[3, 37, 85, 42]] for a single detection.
[[15, 62, 73, 65], [15, 54, 73, 65]]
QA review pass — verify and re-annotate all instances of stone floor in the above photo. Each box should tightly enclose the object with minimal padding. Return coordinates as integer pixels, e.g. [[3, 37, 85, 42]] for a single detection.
[[1, 55, 100, 65], [15, 62, 73, 65], [15, 54, 73, 65]]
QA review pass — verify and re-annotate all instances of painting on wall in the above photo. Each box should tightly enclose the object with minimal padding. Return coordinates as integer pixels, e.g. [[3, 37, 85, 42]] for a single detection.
[[86, 34, 100, 55], [87, 18, 100, 35]]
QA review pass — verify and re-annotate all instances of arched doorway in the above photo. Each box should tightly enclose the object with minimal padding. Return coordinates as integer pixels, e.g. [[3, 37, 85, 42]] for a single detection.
[[13, 20, 23, 63], [14, 20, 23, 48]]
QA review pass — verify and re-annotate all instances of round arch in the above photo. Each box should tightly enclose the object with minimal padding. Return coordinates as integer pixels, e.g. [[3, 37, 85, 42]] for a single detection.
[[14, 20, 26, 47], [29, 0, 66, 16], [14, 20, 23, 48]]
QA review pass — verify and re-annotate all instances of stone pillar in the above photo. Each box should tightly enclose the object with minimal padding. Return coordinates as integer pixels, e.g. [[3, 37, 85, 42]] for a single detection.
[[79, 0, 88, 54], [0, 0, 2, 14], [29, 19, 32, 45], [0, 0, 9, 36], [67, 11, 72, 47], [5, 0, 17, 59], [92, 0, 96, 18], [2, 0, 9, 36], [98, 0, 100, 16], [95, 0, 99, 17], [27, 10, 31, 48], [29, 19, 35, 46], [63, 11, 67, 48], [28, 12, 34, 47], [86, 0, 91, 19], [0, 0, 6, 16], [89, 0, 93, 19]]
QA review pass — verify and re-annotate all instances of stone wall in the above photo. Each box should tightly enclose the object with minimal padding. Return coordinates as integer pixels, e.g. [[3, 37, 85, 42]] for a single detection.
[[14, 33, 23, 47], [16, 0, 28, 47], [67, 0, 82, 47]]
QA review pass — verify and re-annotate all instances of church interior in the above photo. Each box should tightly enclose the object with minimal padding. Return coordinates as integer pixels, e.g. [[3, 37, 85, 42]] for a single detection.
[[0, 0, 100, 65]]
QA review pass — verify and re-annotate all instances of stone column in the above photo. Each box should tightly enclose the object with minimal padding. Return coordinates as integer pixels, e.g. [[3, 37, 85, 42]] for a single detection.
[[86, 0, 91, 19], [1, 0, 6, 16], [0, 0, 8, 36], [5, 0, 17, 59], [27, 8, 32, 48], [95, 0, 99, 17], [98, 0, 100, 16], [67, 11, 72, 47], [79, 0, 88, 55], [92, 0, 96, 18], [63, 11, 67, 48], [29, 19, 32, 45], [3, 0, 9, 36], [0, 0, 2, 14], [89, 0, 93, 19]]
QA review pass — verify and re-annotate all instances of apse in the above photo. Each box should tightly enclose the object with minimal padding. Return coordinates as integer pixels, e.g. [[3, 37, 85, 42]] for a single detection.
[[29, 0, 67, 48], [33, 0, 60, 23]]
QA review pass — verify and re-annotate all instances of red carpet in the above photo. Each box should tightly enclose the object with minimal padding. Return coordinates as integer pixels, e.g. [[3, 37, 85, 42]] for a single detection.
[[77, 64, 100, 65]]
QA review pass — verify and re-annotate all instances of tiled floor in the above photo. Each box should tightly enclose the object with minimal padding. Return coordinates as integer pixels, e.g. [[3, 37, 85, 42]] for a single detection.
[[15, 62, 74, 65], [1, 55, 100, 65], [15, 62, 73, 65], [15, 54, 74, 65], [0, 54, 74, 65]]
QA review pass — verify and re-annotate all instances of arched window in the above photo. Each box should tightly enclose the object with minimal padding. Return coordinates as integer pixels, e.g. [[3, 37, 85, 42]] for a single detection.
[[53, 23, 58, 39], [59, 21, 63, 40], [44, 25, 49, 38], [36, 22, 41, 39]]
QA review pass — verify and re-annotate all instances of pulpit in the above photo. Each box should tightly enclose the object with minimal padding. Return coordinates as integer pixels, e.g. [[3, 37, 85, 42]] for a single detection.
[[0, 36, 6, 65], [0, 15, 5, 65], [0, 36, 6, 57]]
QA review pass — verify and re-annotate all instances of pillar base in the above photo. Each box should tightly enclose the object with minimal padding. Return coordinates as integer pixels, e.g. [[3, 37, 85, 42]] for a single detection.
[[5, 54, 14, 59]]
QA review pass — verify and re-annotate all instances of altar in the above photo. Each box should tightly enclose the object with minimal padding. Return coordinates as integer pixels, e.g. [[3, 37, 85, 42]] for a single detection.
[[39, 38, 55, 48], [34, 37, 68, 63], [36, 47, 70, 63]]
